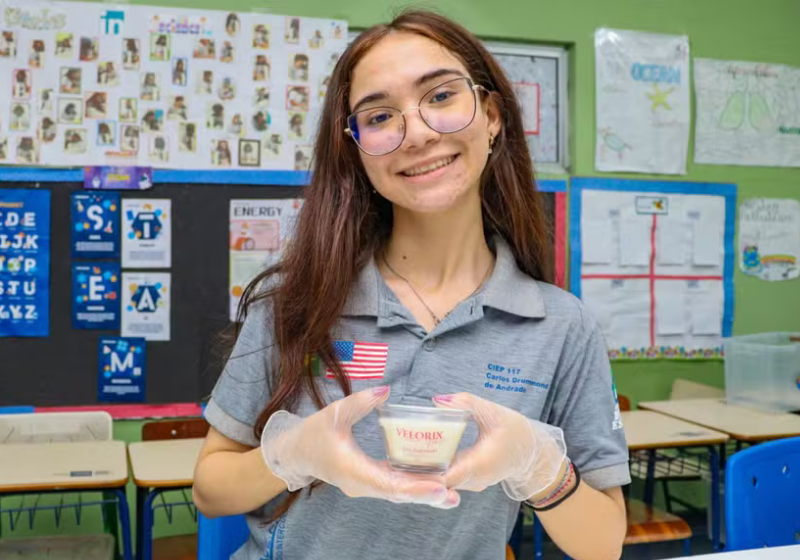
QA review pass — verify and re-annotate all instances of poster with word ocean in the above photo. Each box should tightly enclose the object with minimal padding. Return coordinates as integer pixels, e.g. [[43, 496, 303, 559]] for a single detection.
[[0, 188, 49, 336], [595, 28, 690, 175], [0, 1, 347, 170]]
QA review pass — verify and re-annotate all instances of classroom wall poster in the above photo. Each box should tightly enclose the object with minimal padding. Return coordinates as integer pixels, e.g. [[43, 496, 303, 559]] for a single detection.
[[229, 198, 301, 320], [122, 198, 171, 268], [0, 188, 50, 337], [738, 198, 799, 281], [594, 28, 690, 175], [570, 178, 737, 361], [121, 272, 170, 340], [72, 262, 120, 328], [71, 191, 119, 258], [85, 166, 153, 190], [0, 1, 347, 171], [98, 336, 145, 402], [694, 59, 800, 167]]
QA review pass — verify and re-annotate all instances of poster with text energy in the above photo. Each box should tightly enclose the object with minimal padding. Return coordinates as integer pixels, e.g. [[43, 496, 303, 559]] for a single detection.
[[98, 336, 145, 402], [121, 271, 170, 340], [122, 198, 171, 268], [229, 198, 301, 320], [595, 28, 690, 175], [0, 188, 50, 337], [71, 191, 119, 258], [72, 262, 120, 329]]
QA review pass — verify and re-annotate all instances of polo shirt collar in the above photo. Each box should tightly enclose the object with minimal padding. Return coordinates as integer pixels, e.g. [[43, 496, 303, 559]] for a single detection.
[[340, 236, 547, 320]]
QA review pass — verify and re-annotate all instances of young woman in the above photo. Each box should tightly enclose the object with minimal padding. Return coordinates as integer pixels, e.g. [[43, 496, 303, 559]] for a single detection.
[[194, 11, 629, 560]]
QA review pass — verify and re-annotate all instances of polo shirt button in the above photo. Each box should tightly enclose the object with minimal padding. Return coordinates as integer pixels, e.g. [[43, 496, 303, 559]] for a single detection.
[[424, 338, 436, 351]]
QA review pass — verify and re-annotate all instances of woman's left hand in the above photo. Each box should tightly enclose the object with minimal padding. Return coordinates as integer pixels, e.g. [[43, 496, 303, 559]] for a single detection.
[[433, 393, 568, 502]]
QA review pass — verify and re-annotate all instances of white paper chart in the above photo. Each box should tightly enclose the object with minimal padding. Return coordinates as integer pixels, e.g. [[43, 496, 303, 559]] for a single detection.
[[122, 199, 171, 268], [571, 178, 736, 361], [121, 271, 170, 341], [0, 1, 347, 170], [695, 58, 800, 168], [594, 28, 690, 175], [738, 198, 799, 281]]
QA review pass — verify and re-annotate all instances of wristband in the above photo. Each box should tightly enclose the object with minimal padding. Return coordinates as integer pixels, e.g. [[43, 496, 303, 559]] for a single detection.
[[527, 461, 581, 512]]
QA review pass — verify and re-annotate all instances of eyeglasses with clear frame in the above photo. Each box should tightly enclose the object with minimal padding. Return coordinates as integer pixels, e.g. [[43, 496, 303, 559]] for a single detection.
[[345, 76, 488, 156]]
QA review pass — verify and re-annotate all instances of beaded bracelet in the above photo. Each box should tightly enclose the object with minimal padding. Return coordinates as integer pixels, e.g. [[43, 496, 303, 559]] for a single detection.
[[526, 460, 581, 512]]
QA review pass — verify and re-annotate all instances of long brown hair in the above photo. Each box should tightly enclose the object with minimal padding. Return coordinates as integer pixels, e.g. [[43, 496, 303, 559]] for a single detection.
[[237, 9, 552, 520]]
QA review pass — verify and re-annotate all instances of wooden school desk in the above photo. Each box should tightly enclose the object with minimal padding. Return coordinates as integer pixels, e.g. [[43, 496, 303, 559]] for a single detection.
[[638, 398, 800, 446], [0, 440, 133, 560], [622, 410, 729, 550], [128, 438, 204, 560]]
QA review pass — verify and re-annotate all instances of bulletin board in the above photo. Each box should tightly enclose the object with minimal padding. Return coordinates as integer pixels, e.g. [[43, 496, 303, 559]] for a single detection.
[[0, 0, 347, 170], [0, 170, 301, 407], [570, 177, 737, 361]]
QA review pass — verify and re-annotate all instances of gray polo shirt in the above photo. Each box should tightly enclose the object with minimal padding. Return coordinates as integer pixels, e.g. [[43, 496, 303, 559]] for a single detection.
[[205, 238, 630, 560]]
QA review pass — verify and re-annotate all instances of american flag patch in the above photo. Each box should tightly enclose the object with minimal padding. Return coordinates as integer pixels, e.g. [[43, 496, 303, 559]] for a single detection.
[[326, 340, 389, 380]]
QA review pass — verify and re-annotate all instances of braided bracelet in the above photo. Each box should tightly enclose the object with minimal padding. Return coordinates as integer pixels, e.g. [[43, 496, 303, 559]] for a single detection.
[[526, 461, 581, 512]]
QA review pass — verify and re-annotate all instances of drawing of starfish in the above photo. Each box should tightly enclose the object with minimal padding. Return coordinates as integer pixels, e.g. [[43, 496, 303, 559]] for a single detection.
[[648, 83, 675, 111]]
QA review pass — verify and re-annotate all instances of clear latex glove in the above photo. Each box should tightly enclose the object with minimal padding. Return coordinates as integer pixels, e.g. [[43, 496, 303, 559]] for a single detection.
[[261, 386, 460, 509], [433, 392, 567, 502]]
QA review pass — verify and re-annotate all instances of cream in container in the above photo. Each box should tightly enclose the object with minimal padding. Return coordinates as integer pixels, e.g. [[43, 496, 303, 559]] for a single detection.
[[377, 404, 470, 474]]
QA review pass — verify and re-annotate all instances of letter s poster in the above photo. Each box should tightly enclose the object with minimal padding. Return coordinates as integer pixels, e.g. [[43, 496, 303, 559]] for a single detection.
[[0, 188, 50, 337], [71, 192, 120, 258], [595, 28, 690, 175]]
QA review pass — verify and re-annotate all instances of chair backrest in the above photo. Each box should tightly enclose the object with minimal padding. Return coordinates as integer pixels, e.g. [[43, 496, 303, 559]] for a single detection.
[[725, 436, 800, 551], [617, 394, 631, 412], [670, 379, 724, 400], [197, 513, 249, 560], [0, 411, 113, 443], [141, 418, 210, 441]]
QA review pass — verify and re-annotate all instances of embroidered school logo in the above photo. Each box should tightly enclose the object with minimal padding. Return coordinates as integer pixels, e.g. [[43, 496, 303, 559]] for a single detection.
[[325, 340, 388, 380], [259, 516, 286, 560], [483, 363, 549, 394]]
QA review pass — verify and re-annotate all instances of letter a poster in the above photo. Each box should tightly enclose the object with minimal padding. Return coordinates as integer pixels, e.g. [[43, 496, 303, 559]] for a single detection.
[[595, 28, 690, 175], [121, 271, 170, 341]]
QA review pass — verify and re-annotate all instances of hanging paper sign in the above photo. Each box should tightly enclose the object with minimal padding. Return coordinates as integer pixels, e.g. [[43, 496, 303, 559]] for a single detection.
[[98, 336, 145, 402], [121, 272, 170, 341], [72, 262, 120, 329], [122, 199, 171, 268], [71, 192, 120, 258], [0, 189, 50, 337], [739, 198, 800, 281], [85, 166, 153, 190]]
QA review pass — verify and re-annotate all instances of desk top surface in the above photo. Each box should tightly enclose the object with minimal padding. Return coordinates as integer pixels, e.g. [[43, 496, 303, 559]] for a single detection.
[[638, 399, 800, 441], [666, 545, 800, 560], [128, 438, 204, 488], [0, 440, 128, 492], [622, 410, 729, 449]]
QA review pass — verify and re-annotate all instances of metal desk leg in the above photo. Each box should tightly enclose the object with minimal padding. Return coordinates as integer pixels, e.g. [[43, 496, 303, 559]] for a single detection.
[[136, 486, 148, 560], [142, 489, 166, 560], [111, 488, 134, 560], [709, 446, 721, 551], [533, 514, 543, 559], [103, 490, 121, 556], [644, 449, 656, 505], [509, 507, 523, 559]]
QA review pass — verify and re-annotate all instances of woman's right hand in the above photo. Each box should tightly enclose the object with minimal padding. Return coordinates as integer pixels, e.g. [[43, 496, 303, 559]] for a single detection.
[[260, 386, 460, 509]]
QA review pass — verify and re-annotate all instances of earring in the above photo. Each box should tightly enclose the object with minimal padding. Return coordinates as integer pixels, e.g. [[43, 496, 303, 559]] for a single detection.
[[488, 135, 495, 154]]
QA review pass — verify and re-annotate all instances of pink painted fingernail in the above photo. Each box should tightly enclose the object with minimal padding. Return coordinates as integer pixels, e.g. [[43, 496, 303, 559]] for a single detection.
[[373, 386, 390, 397], [433, 395, 453, 403]]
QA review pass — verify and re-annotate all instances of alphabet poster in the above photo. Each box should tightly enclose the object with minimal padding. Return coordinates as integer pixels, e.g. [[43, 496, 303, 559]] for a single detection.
[[595, 28, 690, 175], [229, 198, 301, 321], [72, 262, 120, 329], [98, 336, 145, 402], [71, 191, 119, 258], [0, 188, 49, 337], [121, 271, 170, 341], [0, 0, 347, 171], [122, 198, 171, 268], [739, 198, 799, 281]]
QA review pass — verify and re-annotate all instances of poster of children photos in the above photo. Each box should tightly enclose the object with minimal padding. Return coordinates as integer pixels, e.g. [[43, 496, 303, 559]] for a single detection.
[[229, 198, 301, 321], [594, 28, 690, 175], [571, 178, 736, 361], [0, 1, 347, 170]]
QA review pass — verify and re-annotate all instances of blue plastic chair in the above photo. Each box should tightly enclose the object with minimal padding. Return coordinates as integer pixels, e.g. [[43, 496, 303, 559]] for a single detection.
[[725, 436, 800, 551], [197, 513, 249, 560]]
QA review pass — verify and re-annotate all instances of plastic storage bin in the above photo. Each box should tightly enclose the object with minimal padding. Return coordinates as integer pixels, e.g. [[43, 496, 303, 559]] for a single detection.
[[723, 332, 800, 413]]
